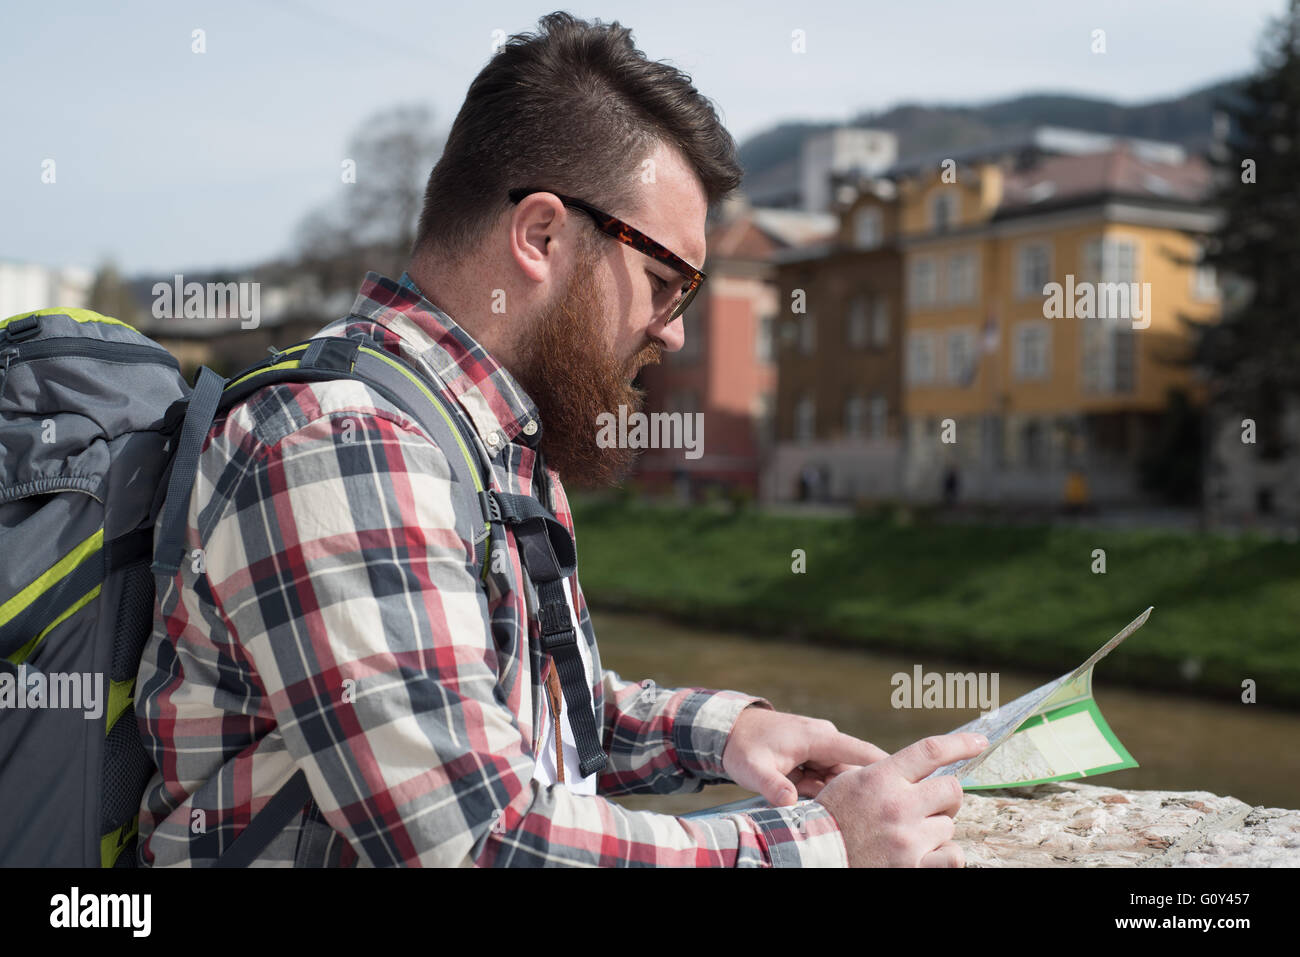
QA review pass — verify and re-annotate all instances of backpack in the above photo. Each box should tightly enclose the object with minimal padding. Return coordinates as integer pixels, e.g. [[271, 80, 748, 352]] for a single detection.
[[0, 306, 605, 867]]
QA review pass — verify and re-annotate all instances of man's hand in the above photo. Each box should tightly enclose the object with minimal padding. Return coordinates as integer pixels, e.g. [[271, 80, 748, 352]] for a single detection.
[[721, 706, 889, 807], [814, 732, 988, 867]]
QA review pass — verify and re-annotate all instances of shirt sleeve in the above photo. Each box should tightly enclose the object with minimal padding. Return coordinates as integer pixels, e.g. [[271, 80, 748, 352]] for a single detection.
[[595, 666, 769, 794], [201, 406, 844, 867]]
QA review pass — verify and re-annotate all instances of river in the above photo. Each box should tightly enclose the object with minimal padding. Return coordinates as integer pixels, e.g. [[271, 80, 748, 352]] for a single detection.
[[594, 610, 1300, 816]]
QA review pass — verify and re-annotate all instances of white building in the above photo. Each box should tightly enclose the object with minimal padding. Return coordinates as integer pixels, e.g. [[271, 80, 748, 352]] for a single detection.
[[0, 261, 93, 319]]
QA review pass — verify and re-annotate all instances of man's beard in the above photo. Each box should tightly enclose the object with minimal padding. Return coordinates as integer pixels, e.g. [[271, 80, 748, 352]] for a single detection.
[[511, 244, 662, 488]]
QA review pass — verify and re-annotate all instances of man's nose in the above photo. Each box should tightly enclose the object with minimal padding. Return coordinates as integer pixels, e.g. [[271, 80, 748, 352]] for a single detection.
[[651, 313, 686, 352]]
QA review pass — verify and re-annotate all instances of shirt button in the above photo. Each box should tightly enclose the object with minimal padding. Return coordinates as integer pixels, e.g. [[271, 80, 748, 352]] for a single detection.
[[486, 431, 500, 448], [523, 420, 538, 436]]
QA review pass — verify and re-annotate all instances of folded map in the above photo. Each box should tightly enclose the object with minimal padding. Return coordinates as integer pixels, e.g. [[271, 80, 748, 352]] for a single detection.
[[683, 607, 1150, 819]]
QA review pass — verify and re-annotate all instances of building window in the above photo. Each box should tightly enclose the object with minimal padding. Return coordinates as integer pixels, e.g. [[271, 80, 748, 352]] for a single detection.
[[846, 295, 869, 348], [1083, 322, 1136, 394], [795, 393, 816, 443], [871, 296, 890, 346], [909, 258, 938, 308], [1192, 263, 1218, 300], [946, 251, 978, 304], [679, 317, 702, 360], [1191, 243, 1218, 300], [798, 313, 816, 355], [1016, 242, 1052, 299], [1013, 321, 1051, 380], [907, 331, 937, 384], [1021, 420, 1045, 468], [1084, 237, 1139, 283], [946, 327, 977, 385], [930, 191, 957, 232], [869, 395, 888, 439], [756, 313, 775, 361], [844, 393, 867, 439], [754, 392, 775, 445], [853, 206, 883, 249]]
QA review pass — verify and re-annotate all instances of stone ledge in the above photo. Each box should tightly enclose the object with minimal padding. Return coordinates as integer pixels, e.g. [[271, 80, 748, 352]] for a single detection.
[[956, 781, 1300, 867]]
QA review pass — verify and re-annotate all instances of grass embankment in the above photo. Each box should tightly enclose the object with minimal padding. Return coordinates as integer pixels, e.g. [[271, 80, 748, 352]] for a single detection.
[[571, 499, 1300, 709]]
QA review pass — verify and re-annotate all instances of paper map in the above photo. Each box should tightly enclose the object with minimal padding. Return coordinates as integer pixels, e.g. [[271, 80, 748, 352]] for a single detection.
[[682, 607, 1149, 819]]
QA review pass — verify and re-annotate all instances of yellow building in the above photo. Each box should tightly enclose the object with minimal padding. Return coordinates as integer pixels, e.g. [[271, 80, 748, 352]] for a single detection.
[[897, 143, 1220, 503]]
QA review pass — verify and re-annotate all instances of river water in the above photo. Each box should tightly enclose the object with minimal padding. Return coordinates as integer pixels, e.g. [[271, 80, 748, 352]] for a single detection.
[[594, 611, 1300, 815]]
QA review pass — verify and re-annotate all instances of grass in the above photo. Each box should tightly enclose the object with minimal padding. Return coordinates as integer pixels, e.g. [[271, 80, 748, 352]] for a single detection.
[[570, 498, 1300, 708]]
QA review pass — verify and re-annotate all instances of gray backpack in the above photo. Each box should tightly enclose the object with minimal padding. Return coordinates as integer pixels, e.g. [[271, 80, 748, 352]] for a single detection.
[[0, 306, 602, 867], [0, 308, 187, 866]]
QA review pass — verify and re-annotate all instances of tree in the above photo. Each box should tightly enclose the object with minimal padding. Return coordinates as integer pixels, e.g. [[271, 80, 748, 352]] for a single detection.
[[294, 103, 443, 291], [1188, 1, 1300, 456], [87, 260, 138, 323]]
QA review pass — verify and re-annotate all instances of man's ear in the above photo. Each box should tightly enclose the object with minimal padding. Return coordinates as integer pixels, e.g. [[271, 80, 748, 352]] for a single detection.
[[508, 194, 566, 285]]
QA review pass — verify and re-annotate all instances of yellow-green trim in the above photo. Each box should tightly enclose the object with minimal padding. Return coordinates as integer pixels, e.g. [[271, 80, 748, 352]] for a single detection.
[[1, 308, 140, 336], [101, 817, 139, 868], [105, 676, 137, 737], [5, 585, 102, 665], [223, 343, 493, 579], [358, 347, 484, 494], [224, 343, 312, 389], [358, 347, 492, 583], [0, 527, 103, 632]]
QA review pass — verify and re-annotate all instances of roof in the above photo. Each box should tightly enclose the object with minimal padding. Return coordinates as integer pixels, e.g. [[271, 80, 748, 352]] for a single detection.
[[996, 146, 1212, 215], [884, 125, 1188, 179]]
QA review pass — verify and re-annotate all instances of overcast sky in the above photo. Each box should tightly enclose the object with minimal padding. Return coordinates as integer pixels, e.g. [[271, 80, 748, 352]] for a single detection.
[[1, 0, 1287, 276]]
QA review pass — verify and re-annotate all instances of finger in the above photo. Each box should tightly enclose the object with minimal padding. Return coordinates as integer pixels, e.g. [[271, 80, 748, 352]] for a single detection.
[[755, 767, 800, 806], [889, 733, 988, 783], [807, 729, 890, 767], [920, 840, 965, 868], [803, 760, 871, 779], [793, 771, 832, 798], [914, 774, 966, 818]]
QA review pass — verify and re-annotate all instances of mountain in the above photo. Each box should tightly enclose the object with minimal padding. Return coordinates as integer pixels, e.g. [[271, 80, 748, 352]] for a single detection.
[[737, 78, 1245, 183]]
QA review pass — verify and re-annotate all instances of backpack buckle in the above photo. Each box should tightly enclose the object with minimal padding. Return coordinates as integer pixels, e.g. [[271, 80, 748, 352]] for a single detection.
[[4, 315, 41, 342]]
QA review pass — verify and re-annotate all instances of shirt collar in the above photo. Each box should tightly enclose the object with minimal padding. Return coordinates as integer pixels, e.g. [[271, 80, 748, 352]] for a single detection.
[[343, 271, 542, 453]]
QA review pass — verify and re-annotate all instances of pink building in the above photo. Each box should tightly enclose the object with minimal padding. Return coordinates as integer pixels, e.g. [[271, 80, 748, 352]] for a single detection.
[[634, 198, 836, 498]]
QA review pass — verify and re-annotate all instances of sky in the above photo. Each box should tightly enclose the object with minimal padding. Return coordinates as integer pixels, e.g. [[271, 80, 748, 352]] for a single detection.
[[0, 0, 1288, 276]]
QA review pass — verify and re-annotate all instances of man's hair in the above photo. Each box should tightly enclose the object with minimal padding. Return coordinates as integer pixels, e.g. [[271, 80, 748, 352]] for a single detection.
[[411, 11, 743, 266]]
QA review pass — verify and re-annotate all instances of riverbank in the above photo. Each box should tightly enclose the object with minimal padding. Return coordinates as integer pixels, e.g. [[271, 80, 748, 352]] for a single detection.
[[571, 499, 1300, 708]]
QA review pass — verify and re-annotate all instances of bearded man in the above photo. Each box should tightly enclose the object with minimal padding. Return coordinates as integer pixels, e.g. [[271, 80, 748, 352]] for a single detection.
[[136, 11, 983, 868]]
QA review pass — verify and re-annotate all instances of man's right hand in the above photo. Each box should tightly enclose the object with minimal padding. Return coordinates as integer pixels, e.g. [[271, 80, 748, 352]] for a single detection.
[[813, 732, 987, 867]]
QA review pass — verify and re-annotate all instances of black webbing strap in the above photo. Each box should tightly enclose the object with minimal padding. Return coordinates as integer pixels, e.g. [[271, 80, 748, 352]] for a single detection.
[[490, 491, 607, 778], [151, 365, 224, 576], [213, 769, 312, 868]]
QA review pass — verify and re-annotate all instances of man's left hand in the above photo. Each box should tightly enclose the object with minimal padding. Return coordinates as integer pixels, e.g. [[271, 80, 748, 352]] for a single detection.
[[721, 705, 889, 807]]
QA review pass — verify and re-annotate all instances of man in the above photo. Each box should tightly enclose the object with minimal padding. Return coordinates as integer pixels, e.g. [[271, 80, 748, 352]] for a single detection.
[[137, 10, 984, 867]]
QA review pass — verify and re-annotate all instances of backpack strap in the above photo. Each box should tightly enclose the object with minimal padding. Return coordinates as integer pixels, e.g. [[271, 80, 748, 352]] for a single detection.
[[153, 337, 492, 579], [489, 491, 607, 779], [212, 769, 312, 868]]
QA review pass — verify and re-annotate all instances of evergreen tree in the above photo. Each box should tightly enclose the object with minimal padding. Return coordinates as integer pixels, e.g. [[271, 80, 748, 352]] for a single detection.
[[1190, 0, 1300, 455]]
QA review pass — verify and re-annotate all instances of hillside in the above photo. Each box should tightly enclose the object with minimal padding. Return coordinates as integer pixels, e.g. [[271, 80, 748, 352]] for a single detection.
[[737, 78, 1244, 182]]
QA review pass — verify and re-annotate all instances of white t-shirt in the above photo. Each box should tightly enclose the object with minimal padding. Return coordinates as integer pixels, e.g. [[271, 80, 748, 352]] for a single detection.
[[530, 576, 597, 794]]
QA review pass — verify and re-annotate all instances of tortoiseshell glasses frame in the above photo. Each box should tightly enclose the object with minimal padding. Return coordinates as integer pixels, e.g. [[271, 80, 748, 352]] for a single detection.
[[507, 187, 706, 323]]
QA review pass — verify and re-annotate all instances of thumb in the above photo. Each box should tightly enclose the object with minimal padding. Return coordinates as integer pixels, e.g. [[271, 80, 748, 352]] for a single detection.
[[758, 770, 798, 807]]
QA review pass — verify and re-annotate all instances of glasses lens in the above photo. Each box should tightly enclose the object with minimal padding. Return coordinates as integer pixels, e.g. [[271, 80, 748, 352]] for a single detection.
[[670, 279, 699, 322]]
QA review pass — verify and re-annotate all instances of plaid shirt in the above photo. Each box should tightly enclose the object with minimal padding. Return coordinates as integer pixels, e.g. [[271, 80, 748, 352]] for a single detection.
[[136, 271, 847, 867]]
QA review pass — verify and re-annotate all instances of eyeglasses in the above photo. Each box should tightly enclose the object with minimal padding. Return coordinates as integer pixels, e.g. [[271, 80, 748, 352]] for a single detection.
[[507, 187, 705, 323]]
